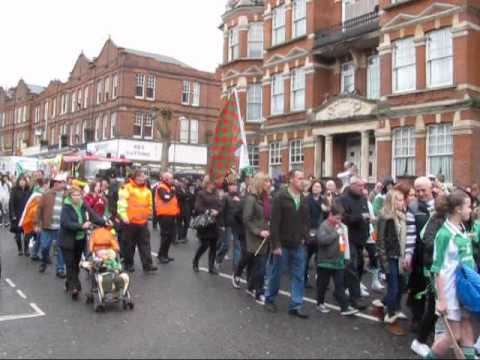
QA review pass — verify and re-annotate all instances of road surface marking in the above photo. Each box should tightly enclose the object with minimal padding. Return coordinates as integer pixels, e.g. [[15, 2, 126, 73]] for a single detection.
[[199, 267, 381, 323], [30, 303, 46, 316], [5, 278, 16, 288], [16, 290, 27, 299]]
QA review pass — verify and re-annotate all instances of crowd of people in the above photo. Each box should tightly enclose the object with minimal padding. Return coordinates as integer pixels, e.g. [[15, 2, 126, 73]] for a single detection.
[[2, 166, 480, 359]]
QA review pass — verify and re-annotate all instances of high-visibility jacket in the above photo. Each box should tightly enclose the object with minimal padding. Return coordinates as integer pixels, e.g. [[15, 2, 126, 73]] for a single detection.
[[117, 180, 152, 225], [155, 182, 180, 217]]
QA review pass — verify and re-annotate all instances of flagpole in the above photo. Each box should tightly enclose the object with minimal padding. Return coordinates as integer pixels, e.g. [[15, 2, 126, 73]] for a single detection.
[[233, 89, 250, 171]]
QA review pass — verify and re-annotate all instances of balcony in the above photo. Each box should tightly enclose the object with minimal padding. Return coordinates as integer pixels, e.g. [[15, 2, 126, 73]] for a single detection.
[[314, 2, 380, 60]]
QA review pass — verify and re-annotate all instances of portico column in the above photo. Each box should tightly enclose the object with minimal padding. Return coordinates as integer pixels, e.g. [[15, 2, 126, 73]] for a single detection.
[[325, 135, 333, 178], [361, 130, 370, 180], [315, 136, 323, 178]]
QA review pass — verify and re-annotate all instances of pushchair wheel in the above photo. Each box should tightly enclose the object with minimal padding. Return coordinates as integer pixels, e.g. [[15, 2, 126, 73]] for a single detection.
[[85, 294, 93, 304], [93, 291, 104, 312], [123, 300, 134, 310]]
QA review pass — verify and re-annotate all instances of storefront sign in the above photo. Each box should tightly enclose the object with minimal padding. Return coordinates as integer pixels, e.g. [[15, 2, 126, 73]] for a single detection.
[[87, 140, 162, 162]]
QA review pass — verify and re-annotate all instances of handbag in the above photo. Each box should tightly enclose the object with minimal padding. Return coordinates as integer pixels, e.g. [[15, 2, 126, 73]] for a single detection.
[[190, 213, 215, 230], [456, 264, 480, 316]]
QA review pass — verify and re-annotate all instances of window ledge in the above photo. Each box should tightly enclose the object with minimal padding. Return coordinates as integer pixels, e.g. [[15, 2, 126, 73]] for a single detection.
[[222, 57, 263, 67], [135, 96, 145, 100], [267, 110, 306, 120], [266, 35, 308, 52], [388, 84, 457, 98], [383, 0, 417, 10]]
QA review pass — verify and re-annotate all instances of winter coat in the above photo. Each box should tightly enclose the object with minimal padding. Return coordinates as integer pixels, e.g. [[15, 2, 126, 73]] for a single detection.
[[336, 189, 370, 247], [194, 189, 223, 239], [58, 198, 105, 251], [269, 188, 310, 250], [9, 186, 31, 233], [307, 193, 327, 230], [316, 219, 349, 269], [243, 193, 269, 255]]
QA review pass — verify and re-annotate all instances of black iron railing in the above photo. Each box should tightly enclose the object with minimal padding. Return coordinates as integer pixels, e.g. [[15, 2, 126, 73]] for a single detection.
[[315, 11, 380, 48]]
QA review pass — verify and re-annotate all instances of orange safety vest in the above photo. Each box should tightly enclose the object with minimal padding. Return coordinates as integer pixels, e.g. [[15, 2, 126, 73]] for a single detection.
[[155, 183, 180, 217], [126, 180, 152, 225]]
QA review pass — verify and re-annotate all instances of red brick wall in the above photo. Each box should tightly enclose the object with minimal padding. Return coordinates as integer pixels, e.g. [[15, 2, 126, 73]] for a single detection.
[[376, 140, 392, 181]]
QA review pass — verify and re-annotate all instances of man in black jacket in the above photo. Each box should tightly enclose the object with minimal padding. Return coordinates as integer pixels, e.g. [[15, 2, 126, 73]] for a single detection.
[[265, 170, 310, 319], [216, 183, 241, 265], [336, 176, 369, 310]]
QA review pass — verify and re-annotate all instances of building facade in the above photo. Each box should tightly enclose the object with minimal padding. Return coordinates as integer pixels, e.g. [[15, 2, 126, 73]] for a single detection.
[[219, 0, 480, 186], [0, 39, 221, 171]]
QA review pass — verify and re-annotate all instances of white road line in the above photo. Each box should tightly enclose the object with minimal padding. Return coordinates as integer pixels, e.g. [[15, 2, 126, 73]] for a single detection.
[[198, 267, 380, 323], [16, 290, 27, 299], [0, 312, 45, 323], [5, 278, 16, 288], [30, 303, 46, 316]]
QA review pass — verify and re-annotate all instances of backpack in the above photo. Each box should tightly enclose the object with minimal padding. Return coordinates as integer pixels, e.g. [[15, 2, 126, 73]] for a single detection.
[[456, 264, 480, 315]]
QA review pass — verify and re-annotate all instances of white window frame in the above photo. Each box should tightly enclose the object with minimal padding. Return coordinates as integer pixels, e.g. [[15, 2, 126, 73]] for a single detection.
[[110, 113, 117, 139], [248, 144, 260, 169], [52, 98, 57, 118], [83, 86, 89, 109], [112, 74, 119, 100], [143, 113, 153, 140], [291, 69, 305, 111], [393, 37, 416, 93], [293, 0, 307, 39], [392, 127, 416, 178], [81, 121, 87, 144], [272, 5, 286, 46], [427, 124, 453, 184], [269, 141, 282, 177], [102, 113, 109, 140], [95, 116, 101, 141], [289, 139, 304, 170], [182, 80, 190, 105], [133, 113, 143, 138], [44, 102, 49, 121], [367, 55, 380, 100], [228, 27, 240, 62], [135, 73, 145, 99], [426, 28, 453, 88], [146, 75, 156, 100], [180, 117, 189, 143], [192, 82, 200, 107], [72, 91, 76, 112], [77, 89, 82, 110], [248, 23, 264, 58], [190, 119, 199, 144], [246, 84, 263, 122], [35, 106, 40, 124], [104, 77, 110, 102], [96, 82, 103, 105], [341, 62, 355, 94], [271, 74, 284, 115]]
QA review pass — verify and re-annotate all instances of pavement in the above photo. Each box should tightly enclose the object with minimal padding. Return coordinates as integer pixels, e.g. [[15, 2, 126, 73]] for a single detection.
[[0, 226, 418, 359]]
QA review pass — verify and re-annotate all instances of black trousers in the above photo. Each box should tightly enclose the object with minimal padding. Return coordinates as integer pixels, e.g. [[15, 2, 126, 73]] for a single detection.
[[316, 267, 349, 310], [158, 216, 176, 259], [345, 245, 361, 301], [177, 213, 191, 240], [62, 239, 85, 292], [123, 223, 153, 269], [193, 235, 217, 270], [235, 252, 266, 294], [14, 232, 29, 254], [408, 242, 428, 323], [417, 289, 437, 343], [304, 240, 318, 282]]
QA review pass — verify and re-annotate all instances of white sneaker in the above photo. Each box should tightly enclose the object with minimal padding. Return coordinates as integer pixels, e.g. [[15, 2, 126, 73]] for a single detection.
[[371, 279, 385, 292], [345, 289, 350, 297], [316, 304, 331, 313], [372, 299, 385, 308], [384, 313, 397, 324], [232, 275, 241, 289], [395, 311, 408, 320], [360, 283, 370, 297], [255, 295, 265, 305], [246, 289, 256, 298], [410, 339, 430, 358], [341, 306, 359, 316]]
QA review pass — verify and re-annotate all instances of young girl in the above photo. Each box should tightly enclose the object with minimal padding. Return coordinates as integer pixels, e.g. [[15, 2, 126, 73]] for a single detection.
[[428, 191, 476, 359], [375, 190, 408, 336]]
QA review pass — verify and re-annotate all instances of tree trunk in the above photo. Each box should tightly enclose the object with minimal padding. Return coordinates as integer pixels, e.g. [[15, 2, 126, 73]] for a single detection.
[[161, 141, 170, 172]]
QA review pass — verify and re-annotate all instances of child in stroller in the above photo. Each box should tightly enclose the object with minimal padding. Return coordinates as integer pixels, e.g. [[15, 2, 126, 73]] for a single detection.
[[82, 227, 134, 312]]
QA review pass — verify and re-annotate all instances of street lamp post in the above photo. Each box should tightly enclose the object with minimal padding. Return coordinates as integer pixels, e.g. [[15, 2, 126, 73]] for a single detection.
[[151, 106, 172, 172]]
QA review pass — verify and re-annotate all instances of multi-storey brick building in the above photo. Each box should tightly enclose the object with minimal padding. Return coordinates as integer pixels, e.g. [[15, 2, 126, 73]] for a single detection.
[[0, 39, 221, 171], [219, 0, 480, 186]]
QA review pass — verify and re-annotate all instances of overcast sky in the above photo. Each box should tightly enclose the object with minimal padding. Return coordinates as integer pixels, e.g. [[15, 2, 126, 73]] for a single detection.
[[0, 0, 226, 89]]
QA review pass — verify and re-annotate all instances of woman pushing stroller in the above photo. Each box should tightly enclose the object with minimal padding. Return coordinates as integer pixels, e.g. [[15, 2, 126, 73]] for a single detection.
[[59, 186, 107, 300]]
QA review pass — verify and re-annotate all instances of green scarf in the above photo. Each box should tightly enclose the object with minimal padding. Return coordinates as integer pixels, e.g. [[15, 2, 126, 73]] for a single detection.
[[65, 197, 85, 240]]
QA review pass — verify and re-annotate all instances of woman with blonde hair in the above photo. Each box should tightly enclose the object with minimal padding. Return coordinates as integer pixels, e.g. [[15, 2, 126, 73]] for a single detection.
[[232, 172, 271, 305], [374, 189, 409, 335]]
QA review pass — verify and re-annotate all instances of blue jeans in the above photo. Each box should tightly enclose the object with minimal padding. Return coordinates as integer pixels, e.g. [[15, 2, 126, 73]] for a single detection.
[[265, 246, 306, 311], [216, 227, 232, 264], [232, 231, 242, 270], [383, 258, 405, 316], [40, 229, 65, 273]]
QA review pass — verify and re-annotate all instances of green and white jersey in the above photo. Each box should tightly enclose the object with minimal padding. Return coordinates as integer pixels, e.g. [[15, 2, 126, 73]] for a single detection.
[[431, 220, 475, 311]]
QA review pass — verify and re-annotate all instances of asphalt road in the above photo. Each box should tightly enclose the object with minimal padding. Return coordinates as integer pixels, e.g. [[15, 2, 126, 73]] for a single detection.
[[0, 226, 418, 359]]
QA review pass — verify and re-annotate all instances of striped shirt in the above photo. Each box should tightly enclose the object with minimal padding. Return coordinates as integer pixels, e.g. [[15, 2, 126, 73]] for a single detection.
[[405, 199, 435, 256], [48, 192, 63, 230]]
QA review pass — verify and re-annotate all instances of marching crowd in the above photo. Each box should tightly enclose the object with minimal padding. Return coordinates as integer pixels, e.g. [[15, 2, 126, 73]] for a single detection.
[[2, 166, 480, 359]]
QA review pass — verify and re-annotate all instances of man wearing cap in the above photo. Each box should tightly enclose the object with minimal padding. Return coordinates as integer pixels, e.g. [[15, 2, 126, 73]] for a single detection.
[[35, 173, 67, 277]]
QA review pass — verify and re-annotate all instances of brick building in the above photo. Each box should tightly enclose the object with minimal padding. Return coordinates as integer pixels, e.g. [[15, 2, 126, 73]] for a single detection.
[[219, 0, 480, 186], [0, 39, 221, 171]]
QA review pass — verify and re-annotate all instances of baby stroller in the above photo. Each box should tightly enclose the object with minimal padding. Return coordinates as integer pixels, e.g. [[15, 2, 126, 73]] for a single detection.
[[81, 227, 134, 312]]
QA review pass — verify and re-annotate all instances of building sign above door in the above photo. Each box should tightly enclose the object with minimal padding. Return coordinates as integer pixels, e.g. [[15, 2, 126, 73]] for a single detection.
[[315, 97, 377, 122]]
